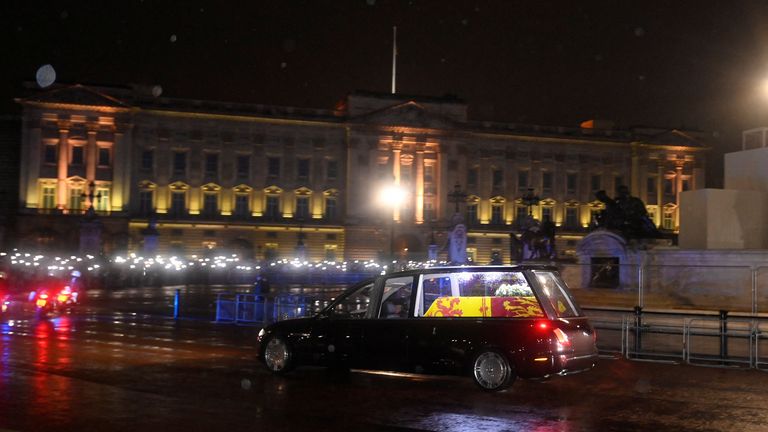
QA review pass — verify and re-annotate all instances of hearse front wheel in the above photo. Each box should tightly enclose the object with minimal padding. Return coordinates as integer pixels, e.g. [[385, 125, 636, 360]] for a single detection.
[[264, 336, 294, 374], [472, 350, 515, 391]]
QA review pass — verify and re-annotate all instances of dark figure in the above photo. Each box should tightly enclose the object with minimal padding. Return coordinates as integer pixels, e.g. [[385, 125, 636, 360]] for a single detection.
[[520, 222, 556, 261], [253, 276, 271, 296], [595, 186, 660, 239], [509, 233, 524, 263]]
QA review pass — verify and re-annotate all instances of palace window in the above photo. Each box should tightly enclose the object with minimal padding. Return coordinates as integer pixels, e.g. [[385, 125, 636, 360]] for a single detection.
[[236, 155, 250, 179], [327, 160, 338, 181], [141, 149, 154, 171], [205, 153, 219, 177], [297, 159, 310, 181], [44, 144, 57, 164], [69, 187, 83, 211], [268, 157, 280, 178], [139, 190, 154, 216], [566, 173, 578, 195], [234, 195, 250, 218], [173, 151, 187, 175], [325, 197, 337, 220], [517, 170, 529, 192], [467, 167, 478, 188], [170, 192, 186, 218], [647, 177, 657, 195], [491, 204, 504, 225], [41, 186, 56, 210], [203, 193, 218, 217], [492, 169, 503, 189], [516, 205, 528, 222], [542, 206, 553, 223], [565, 207, 578, 228], [295, 196, 310, 220], [98, 147, 111, 167], [95, 188, 109, 212], [591, 174, 601, 192], [466, 203, 478, 225], [543, 172, 553, 194], [71, 146, 84, 166], [265, 195, 280, 219], [663, 210, 675, 230]]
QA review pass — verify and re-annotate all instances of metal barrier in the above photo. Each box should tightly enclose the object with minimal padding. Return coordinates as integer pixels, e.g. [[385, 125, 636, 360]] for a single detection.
[[685, 315, 753, 368], [624, 309, 686, 362], [754, 321, 768, 371], [214, 293, 268, 324]]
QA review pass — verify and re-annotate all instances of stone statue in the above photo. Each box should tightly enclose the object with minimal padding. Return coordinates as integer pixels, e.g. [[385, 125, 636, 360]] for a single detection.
[[595, 185, 660, 239], [446, 213, 468, 264], [519, 219, 556, 260]]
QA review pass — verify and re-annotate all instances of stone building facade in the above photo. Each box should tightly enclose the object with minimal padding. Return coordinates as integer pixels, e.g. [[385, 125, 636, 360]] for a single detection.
[[15, 84, 709, 262]]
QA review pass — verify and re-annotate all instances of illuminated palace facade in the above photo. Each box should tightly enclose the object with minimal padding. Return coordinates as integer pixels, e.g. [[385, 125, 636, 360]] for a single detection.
[[16, 85, 708, 262]]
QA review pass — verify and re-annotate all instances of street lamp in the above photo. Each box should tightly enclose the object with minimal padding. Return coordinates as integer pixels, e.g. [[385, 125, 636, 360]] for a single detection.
[[521, 188, 540, 216], [379, 183, 406, 263], [447, 183, 467, 213], [81, 181, 101, 217]]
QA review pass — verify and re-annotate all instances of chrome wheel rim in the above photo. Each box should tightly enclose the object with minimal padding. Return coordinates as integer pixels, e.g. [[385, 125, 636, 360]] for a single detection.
[[264, 338, 289, 372], [473, 351, 509, 390]]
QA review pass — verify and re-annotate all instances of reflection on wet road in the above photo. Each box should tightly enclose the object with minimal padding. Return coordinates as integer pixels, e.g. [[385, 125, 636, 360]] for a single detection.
[[1, 309, 768, 431]]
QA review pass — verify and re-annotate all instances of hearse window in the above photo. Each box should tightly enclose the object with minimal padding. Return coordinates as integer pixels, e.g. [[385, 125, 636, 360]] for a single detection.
[[420, 275, 454, 315], [332, 281, 373, 318], [379, 276, 414, 319], [532, 271, 579, 318], [419, 271, 544, 318]]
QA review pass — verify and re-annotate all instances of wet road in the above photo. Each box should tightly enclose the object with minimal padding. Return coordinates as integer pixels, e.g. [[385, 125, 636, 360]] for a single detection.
[[1, 296, 768, 431]]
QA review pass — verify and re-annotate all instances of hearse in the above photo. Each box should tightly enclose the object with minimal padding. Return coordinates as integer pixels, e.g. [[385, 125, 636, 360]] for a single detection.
[[258, 265, 598, 391]]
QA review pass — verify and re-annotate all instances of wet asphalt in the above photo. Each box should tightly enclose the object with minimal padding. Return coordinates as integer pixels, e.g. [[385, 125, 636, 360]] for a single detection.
[[0, 288, 767, 431]]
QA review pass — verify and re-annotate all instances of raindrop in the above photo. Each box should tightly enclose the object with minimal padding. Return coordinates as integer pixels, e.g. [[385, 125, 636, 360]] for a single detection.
[[170, 34, 177, 43], [36, 64, 56, 88], [366, 0, 375, 5], [634, 27, 645, 37], [240, 378, 252, 390], [60, 10, 69, 19], [461, 19, 468, 26], [151, 85, 163, 97], [280, 62, 287, 69], [638, 75, 646, 81]]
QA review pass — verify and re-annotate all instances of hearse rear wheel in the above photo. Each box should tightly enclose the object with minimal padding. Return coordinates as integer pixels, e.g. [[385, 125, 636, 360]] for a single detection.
[[472, 350, 515, 391], [264, 336, 294, 374]]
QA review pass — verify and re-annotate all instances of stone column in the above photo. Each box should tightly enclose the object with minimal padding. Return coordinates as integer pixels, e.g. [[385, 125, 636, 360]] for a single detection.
[[86, 128, 97, 183], [675, 163, 684, 229], [392, 143, 402, 222], [656, 163, 663, 226], [630, 145, 640, 196], [415, 146, 424, 224], [57, 125, 70, 210]]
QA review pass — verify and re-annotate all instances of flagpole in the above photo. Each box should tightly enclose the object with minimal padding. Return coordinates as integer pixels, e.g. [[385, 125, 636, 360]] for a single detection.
[[391, 26, 397, 94]]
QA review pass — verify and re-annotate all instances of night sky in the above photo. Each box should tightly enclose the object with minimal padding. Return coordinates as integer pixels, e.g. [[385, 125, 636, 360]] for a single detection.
[[5, 1, 768, 184]]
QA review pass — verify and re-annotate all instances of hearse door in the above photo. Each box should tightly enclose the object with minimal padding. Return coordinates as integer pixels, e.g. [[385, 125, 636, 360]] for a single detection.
[[360, 275, 416, 371], [315, 279, 375, 368], [408, 273, 461, 374]]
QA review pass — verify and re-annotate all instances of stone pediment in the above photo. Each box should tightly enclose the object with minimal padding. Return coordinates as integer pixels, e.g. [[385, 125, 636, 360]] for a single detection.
[[643, 130, 707, 148], [22, 84, 129, 109], [352, 101, 457, 129]]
